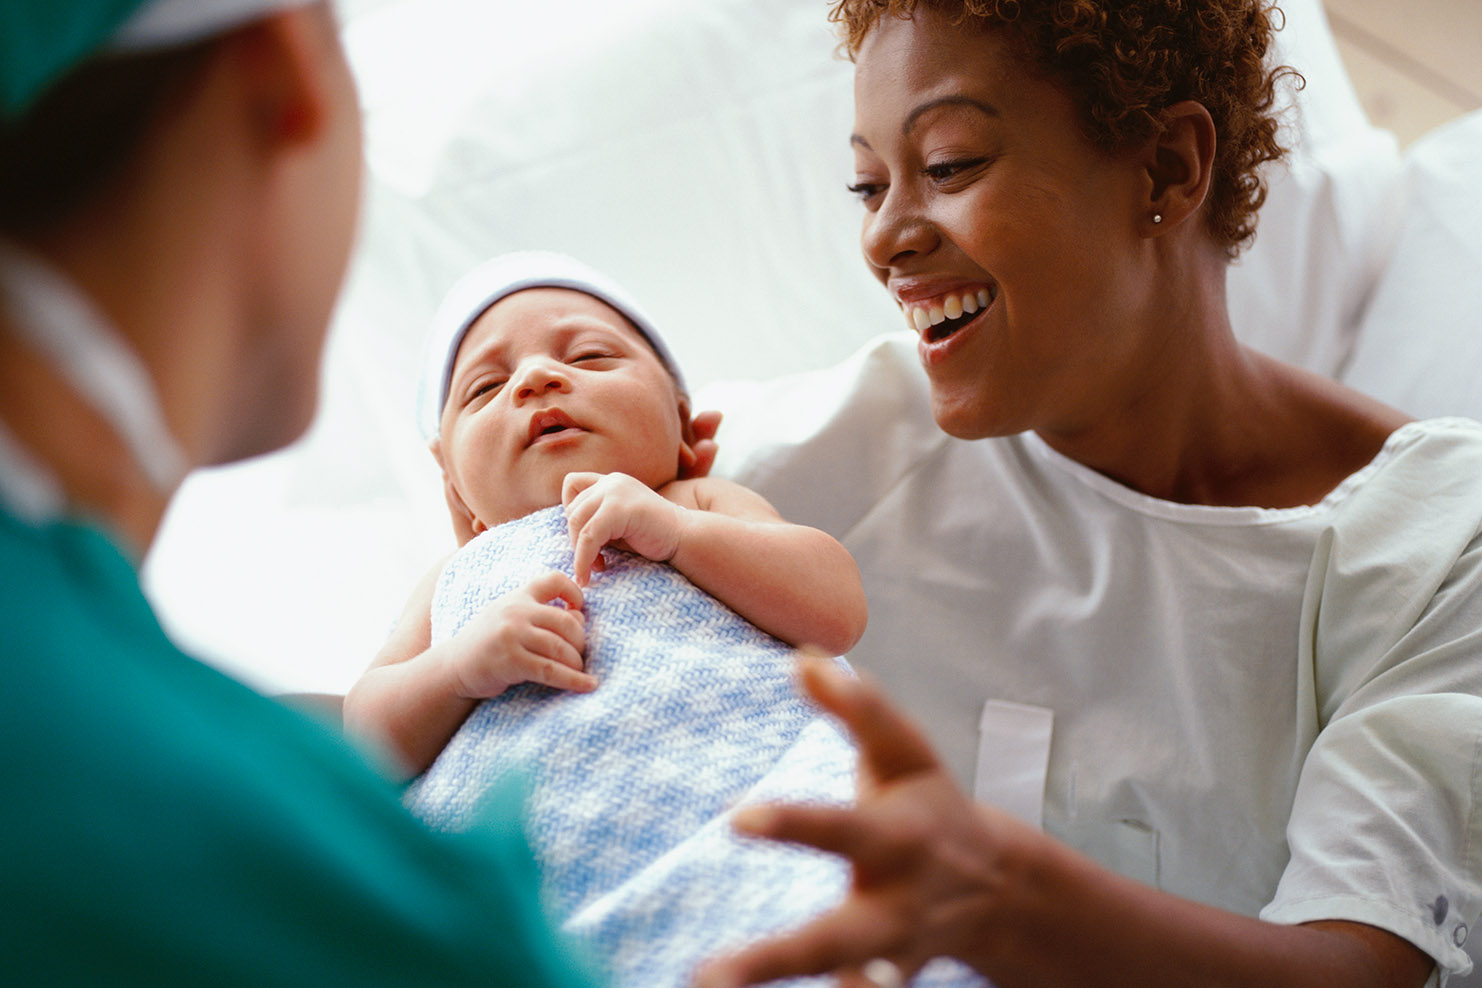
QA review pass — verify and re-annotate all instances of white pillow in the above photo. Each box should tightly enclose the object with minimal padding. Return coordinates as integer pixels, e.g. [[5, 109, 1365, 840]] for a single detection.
[[1226, 0, 1402, 375], [1340, 109, 1482, 420]]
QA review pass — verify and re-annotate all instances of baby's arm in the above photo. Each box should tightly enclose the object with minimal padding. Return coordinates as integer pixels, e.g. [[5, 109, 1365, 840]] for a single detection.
[[562, 472, 867, 656], [343, 561, 593, 777]]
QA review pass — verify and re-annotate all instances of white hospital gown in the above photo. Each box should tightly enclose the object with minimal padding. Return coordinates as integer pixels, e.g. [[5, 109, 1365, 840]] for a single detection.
[[709, 338, 1482, 981], [835, 408, 1482, 980]]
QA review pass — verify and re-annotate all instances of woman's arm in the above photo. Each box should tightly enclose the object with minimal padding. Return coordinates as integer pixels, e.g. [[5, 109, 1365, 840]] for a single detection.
[[342, 561, 591, 777], [695, 655, 1434, 988], [562, 472, 868, 656]]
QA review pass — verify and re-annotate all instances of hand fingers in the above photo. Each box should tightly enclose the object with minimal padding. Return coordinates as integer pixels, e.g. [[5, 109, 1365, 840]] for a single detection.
[[561, 471, 601, 508], [796, 649, 942, 784], [480, 624, 593, 694], [522, 653, 598, 693], [523, 570, 585, 612], [730, 802, 881, 860], [509, 614, 594, 690], [683, 438, 720, 480], [678, 410, 722, 479], [693, 897, 905, 988], [570, 526, 602, 587], [569, 504, 618, 587], [520, 607, 586, 662], [562, 479, 609, 585], [691, 408, 723, 443]]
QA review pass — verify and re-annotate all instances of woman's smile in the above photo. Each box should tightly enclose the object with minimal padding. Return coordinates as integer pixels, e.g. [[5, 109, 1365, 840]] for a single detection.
[[899, 284, 996, 339]]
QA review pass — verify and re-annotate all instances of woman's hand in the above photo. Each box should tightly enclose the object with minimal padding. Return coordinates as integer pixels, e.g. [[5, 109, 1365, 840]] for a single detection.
[[695, 651, 1036, 987], [562, 471, 687, 585], [447, 571, 593, 698], [696, 654, 1438, 988], [680, 408, 723, 480]]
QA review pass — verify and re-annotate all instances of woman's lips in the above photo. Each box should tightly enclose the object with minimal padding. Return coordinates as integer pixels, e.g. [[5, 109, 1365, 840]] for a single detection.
[[899, 284, 997, 342]]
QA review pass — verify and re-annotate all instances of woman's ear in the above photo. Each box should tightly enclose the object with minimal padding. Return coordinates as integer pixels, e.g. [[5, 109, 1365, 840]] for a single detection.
[[429, 438, 482, 545], [1142, 100, 1216, 235]]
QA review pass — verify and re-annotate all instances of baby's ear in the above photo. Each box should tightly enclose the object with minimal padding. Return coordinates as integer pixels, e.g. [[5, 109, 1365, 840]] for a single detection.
[[429, 438, 482, 545]]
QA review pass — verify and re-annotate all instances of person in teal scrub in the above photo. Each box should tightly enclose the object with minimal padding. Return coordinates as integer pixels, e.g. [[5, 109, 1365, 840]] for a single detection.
[[0, 3, 599, 984]]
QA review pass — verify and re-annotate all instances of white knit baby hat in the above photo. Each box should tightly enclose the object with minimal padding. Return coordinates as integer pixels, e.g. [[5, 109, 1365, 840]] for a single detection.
[[417, 250, 686, 440]]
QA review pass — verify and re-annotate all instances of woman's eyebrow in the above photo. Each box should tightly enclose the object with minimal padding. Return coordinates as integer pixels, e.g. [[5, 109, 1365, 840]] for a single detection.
[[851, 95, 1001, 151], [903, 95, 1000, 136]]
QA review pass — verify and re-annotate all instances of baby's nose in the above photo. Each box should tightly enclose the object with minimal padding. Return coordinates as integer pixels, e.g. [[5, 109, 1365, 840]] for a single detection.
[[513, 360, 570, 400]]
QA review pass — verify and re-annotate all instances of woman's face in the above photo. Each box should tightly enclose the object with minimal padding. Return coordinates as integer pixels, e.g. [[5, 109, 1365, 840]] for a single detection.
[[850, 10, 1155, 440]]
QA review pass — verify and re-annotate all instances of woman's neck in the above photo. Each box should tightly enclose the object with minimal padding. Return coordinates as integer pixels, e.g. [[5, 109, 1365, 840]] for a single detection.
[[1032, 251, 1408, 509]]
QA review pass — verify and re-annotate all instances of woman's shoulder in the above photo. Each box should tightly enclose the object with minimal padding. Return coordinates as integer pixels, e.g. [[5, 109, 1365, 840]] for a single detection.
[[1343, 416, 1482, 504], [1314, 416, 1482, 629]]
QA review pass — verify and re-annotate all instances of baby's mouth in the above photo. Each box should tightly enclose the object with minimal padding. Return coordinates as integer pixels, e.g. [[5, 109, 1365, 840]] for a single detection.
[[903, 285, 996, 343], [527, 409, 581, 445]]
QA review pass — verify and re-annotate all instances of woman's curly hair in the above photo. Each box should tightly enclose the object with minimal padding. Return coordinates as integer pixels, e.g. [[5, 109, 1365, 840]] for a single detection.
[[829, 0, 1301, 257]]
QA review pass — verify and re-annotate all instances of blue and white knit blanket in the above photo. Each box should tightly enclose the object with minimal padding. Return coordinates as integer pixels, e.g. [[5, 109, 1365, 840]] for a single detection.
[[405, 505, 985, 988]]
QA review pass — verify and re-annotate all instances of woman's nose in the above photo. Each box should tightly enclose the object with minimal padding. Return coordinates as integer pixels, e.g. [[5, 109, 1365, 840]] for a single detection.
[[511, 358, 570, 402], [861, 188, 939, 271]]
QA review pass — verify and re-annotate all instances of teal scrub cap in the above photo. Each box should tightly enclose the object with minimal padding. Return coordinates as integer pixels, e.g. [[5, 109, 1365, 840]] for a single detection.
[[0, 0, 313, 122], [0, 2, 149, 120]]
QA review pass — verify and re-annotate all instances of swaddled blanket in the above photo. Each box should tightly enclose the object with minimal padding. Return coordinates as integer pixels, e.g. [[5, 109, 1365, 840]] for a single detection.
[[405, 505, 985, 988]]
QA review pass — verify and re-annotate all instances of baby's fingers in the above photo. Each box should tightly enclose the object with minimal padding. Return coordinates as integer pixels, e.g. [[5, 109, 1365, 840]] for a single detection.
[[523, 570, 585, 612], [525, 655, 598, 693], [569, 513, 616, 587], [561, 472, 603, 509], [524, 604, 587, 660]]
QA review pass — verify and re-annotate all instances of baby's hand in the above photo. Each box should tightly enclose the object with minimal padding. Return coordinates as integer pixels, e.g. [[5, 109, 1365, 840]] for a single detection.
[[562, 471, 685, 585], [448, 571, 593, 698]]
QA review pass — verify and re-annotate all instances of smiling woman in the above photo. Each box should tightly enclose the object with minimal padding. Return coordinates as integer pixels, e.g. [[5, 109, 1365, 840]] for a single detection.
[[693, 2, 1482, 987], [843, 2, 1408, 502]]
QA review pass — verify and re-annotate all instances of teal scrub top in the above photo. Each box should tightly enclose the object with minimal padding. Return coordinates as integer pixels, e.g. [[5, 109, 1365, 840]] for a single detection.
[[0, 505, 601, 986]]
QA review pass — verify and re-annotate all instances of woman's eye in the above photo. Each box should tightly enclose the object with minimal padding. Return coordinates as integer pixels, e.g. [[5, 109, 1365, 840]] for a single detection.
[[846, 181, 885, 203], [923, 157, 987, 183]]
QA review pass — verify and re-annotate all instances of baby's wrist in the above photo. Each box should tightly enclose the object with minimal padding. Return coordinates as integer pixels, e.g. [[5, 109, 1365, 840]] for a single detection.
[[664, 501, 690, 563], [441, 640, 495, 700]]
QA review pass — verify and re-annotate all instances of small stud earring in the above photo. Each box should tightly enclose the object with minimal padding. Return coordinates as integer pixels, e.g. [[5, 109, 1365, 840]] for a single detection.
[[1152, 213, 1164, 224]]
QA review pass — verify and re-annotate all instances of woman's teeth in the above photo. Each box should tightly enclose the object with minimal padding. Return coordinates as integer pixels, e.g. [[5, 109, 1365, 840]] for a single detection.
[[907, 288, 993, 335]]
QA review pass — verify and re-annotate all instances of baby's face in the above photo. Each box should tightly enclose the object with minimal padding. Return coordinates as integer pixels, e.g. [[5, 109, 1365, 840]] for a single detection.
[[437, 287, 687, 532]]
